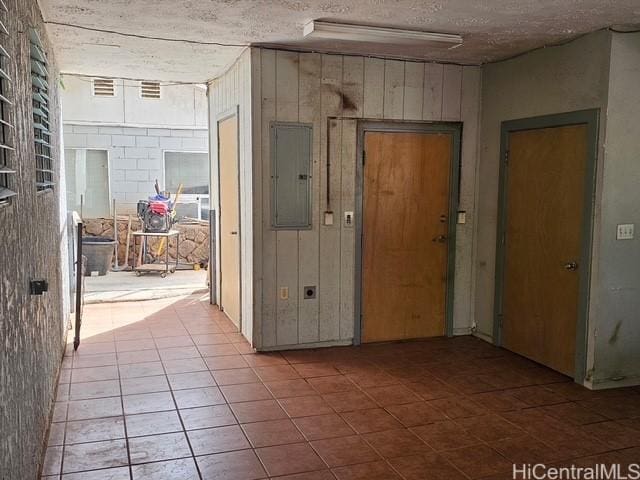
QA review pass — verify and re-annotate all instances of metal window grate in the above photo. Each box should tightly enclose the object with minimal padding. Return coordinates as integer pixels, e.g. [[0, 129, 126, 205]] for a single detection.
[[30, 28, 53, 191], [0, 0, 15, 202], [140, 81, 161, 99], [93, 78, 115, 97]]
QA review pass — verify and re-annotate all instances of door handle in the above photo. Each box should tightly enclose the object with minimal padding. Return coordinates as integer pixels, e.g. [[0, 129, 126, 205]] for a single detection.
[[432, 235, 447, 243], [563, 261, 578, 271], [230, 231, 238, 235]]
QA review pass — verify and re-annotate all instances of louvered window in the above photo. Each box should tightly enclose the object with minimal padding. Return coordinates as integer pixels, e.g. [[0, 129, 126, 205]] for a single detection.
[[140, 81, 161, 99], [30, 28, 53, 191], [0, 0, 16, 202], [93, 78, 115, 97]]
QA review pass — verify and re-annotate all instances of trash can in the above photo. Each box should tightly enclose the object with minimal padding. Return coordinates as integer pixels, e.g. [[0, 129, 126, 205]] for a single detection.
[[82, 236, 115, 276]]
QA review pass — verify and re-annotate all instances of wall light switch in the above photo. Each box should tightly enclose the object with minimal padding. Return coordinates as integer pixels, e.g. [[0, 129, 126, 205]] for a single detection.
[[279, 287, 289, 300], [344, 211, 354, 227], [457, 211, 466, 224], [324, 211, 334, 226], [617, 223, 634, 240]]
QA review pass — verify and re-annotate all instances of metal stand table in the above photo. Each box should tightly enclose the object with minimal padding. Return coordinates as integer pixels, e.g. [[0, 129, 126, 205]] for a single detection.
[[132, 230, 180, 278]]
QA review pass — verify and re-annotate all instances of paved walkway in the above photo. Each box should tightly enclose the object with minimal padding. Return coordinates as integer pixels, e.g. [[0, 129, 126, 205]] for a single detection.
[[84, 270, 208, 304], [43, 294, 640, 479]]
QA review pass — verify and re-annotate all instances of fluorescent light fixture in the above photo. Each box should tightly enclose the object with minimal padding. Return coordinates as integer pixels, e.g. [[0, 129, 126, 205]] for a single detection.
[[303, 20, 462, 45]]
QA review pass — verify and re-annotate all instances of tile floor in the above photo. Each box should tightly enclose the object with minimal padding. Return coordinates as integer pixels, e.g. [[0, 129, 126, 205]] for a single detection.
[[43, 294, 640, 479]]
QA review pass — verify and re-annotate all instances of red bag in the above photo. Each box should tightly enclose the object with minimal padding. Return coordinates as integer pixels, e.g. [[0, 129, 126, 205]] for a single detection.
[[149, 201, 169, 215]]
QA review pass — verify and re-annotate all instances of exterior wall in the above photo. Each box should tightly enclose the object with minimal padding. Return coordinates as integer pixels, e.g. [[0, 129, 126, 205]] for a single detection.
[[477, 31, 612, 382], [208, 49, 254, 343], [0, 0, 66, 478], [61, 75, 208, 128], [589, 32, 640, 388], [250, 48, 481, 349], [63, 125, 208, 214]]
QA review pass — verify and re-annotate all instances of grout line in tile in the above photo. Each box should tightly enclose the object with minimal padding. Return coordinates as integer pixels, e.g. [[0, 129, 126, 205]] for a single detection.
[[156, 331, 205, 480], [114, 349, 134, 480]]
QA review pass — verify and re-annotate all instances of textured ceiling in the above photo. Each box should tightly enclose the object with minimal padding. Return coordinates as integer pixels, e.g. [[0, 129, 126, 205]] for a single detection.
[[39, 0, 640, 83]]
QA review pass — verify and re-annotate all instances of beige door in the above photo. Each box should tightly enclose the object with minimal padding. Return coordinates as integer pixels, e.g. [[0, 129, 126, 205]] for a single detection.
[[502, 124, 588, 376], [362, 131, 452, 343], [219, 116, 240, 327]]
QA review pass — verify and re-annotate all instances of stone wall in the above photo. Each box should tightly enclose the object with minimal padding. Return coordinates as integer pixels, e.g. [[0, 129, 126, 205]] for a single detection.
[[83, 218, 210, 266], [0, 0, 66, 478]]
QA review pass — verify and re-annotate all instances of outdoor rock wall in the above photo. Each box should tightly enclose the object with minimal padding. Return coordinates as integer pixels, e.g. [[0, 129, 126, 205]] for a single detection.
[[0, 1, 66, 478], [83, 218, 210, 266]]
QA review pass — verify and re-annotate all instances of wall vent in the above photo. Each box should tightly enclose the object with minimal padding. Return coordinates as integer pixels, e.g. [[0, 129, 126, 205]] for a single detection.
[[140, 81, 161, 99], [93, 78, 115, 97]]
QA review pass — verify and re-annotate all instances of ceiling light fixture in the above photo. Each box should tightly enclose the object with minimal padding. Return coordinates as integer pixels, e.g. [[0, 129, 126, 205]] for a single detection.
[[303, 20, 462, 45]]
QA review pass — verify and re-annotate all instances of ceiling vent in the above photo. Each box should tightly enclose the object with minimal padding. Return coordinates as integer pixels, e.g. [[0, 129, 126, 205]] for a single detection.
[[140, 81, 161, 99], [93, 78, 115, 97]]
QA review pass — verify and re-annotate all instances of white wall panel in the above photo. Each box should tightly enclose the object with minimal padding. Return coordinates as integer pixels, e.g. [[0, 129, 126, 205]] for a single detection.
[[298, 53, 323, 344], [208, 49, 254, 344], [251, 49, 481, 349], [63, 75, 207, 128], [274, 51, 301, 346]]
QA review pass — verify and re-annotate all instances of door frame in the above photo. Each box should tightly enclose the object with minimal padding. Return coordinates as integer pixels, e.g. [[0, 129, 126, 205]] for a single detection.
[[216, 106, 242, 329], [493, 109, 599, 383], [354, 121, 462, 345]]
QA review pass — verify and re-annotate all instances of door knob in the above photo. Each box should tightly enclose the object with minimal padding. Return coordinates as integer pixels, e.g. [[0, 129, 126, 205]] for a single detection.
[[563, 261, 578, 271], [432, 235, 447, 243]]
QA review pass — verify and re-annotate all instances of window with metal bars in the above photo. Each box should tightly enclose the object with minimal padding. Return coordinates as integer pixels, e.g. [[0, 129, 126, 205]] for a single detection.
[[0, 0, 16, 203], [140, 81, 161, 99], [30, 28, 53, 192]]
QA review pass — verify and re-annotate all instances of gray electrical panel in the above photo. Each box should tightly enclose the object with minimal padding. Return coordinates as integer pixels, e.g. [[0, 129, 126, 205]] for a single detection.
[[271, 122, 313, 229]]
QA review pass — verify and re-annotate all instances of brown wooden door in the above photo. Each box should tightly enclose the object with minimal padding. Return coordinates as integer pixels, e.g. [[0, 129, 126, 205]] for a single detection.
[[219, 115, 241, 328], [502, 124, 588, 377], [362, 131, 452, 343]]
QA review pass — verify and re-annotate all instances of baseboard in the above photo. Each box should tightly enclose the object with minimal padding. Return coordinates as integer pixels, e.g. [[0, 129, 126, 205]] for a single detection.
[[256, 339, 353, 352], [583, 374, 640, 390], [453, 327, 472, 336], [472, 330, 494, 344]]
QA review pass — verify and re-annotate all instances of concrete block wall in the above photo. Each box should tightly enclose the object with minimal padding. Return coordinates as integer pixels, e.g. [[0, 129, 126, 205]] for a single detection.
[[64, 124, 209, 214]]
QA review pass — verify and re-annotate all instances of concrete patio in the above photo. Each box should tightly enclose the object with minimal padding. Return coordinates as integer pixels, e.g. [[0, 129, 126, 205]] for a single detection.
[[83, 270, 208, 304]]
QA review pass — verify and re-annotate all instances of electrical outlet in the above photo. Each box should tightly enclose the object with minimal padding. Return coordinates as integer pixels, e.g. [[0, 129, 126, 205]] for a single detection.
[[617, 223, 635, 240], [280, 286, 289, 300]]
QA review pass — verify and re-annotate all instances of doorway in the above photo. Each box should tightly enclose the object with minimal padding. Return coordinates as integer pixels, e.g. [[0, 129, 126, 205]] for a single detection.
[[218, 111, 241, 328], [356, 122, 461, 343], [494, 110, 599, 380]]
